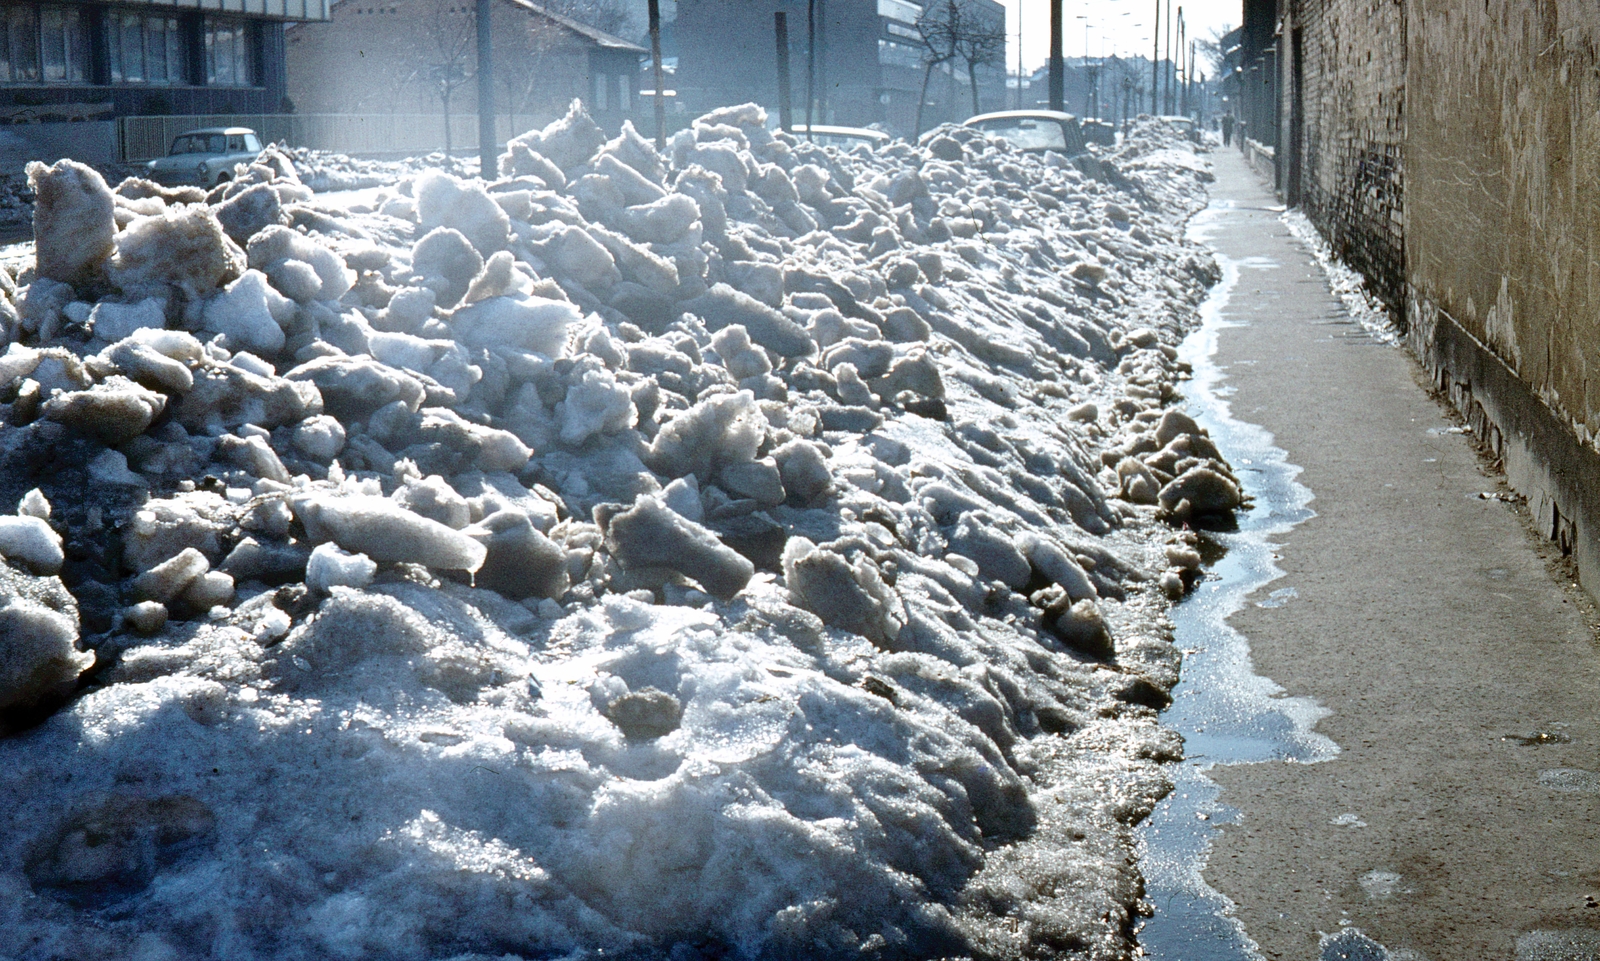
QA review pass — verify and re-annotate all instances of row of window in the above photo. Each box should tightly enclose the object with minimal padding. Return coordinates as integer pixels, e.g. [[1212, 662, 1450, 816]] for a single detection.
[[591, 72, 632, 113], [0, 5, 259, 87]]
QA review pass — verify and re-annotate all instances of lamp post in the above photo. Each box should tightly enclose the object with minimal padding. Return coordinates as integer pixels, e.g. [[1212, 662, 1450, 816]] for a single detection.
[[1049, 0, 1064, 111]]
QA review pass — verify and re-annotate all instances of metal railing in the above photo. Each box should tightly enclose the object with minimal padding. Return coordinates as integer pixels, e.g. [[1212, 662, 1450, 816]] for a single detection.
[[119, 113, 543, 163]]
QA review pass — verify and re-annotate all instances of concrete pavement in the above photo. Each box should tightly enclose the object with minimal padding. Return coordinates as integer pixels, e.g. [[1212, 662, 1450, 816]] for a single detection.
[[1192, 149, 1600, 960]]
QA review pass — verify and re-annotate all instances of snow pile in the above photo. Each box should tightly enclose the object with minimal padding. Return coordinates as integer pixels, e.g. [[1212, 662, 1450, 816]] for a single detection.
[[0, 106, 1226, 960], [286, 147, 479, 194], [1281, 208, 1398, 344]]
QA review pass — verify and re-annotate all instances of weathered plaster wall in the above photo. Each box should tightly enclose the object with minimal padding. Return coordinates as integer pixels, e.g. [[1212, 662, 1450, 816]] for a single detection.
[[1403, 1, 1600, 587], [1284, 0, 1600, 591]]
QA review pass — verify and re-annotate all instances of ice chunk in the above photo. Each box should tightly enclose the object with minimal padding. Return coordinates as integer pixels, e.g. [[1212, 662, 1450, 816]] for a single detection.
[[377, 286, 437, 334], [450, 293, 578, 356], [1158, 467, 1242, 519], [180, 361, 322, 431], [393, 474, 471, 529], [462, 250, 528, 304], [504, 98, 606, 171], [410, 227, 484, 309], [292, 415, 347, 462], [557, 367, 636, 446], [123, 599, 168, 634], [294, 492, 488, 572], [305, 543, 378, 593], [246, 225, 355, 303], [710, 324, 772, 379], [133, 547, 210, 604], [214, 182, 284, 245], [660, 476, 704, 522], [89, 297, 167, 343], [545, 225, 621, 288], [103, 339, 194, 394], [284, 354, 425, 421], [601, 687, 682, 740], [619, 193, 701, 245], [645, 390, 764, 480], [182, 569, 235, 610], [0, 592, 87, 720], [948, 514, 1031, 588], [469, 510, 570, 600], [781, 537, 900, 646], [0, 516, 64, 575], [18, 489, 50, 521], [603, 495, 754, 599], [203, 269, 292, 357], [27, 159, 115, 286], [682, 284, 815, 358], [414, 169, 511, 256], [772, 439, 832, 505], [111, 204, 244, 295], [88, 449, 149, 488], [41, 378, 166, 445], [1016, 532, 1097, 601]]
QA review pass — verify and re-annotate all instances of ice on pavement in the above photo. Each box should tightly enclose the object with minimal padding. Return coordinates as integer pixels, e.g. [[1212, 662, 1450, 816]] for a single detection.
[[0, 110, 1230, 959]]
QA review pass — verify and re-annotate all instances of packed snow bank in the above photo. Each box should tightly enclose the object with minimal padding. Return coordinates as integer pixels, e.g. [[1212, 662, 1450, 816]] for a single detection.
[[0, 108, 1227, 960]]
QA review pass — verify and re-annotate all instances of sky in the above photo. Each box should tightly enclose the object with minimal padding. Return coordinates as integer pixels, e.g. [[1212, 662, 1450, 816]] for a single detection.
[[996, 0, 1237, 75]]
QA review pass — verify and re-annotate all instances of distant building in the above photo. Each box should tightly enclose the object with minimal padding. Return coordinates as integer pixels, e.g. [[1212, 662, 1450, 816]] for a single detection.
[[286, 0, 647, 136], [0, 0, 326, 118], [674, 0, 1007, 136]]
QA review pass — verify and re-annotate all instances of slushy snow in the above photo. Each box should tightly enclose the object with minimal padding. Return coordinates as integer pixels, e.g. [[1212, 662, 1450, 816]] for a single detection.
[[0, 111, 1230, 960]]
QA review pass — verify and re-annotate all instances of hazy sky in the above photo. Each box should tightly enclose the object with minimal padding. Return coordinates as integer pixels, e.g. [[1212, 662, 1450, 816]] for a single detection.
[[996, 0, 1237, 74]]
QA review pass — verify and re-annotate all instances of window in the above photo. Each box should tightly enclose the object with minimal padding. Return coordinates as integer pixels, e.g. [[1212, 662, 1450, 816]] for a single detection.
[[206, 19, 257, 87], [877, 0, 923, 25], [2, 5, 87, 85], [109, 12, 185, 84], [593, 71, 609, 111], [878, 39, 923, 70], [619, 77, 631, 113]]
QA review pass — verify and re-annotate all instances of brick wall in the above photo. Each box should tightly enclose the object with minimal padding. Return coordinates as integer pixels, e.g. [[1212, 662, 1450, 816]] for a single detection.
[[1284, 0, 1406, 317]]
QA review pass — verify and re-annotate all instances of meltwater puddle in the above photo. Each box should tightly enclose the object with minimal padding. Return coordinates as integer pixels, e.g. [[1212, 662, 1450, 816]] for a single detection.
[[1134, 202, 1344, 960]]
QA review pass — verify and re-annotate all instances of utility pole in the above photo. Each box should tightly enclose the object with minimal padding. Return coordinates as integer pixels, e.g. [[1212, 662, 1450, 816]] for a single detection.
[[805, 0, 815, 137], [1049, 0, 1063, 111], [1165, 3, 1176, 114], [1176, 10, 1186, 116], [1151, 0, 1159, 114], [816, 0, 828, 121], [648, 0, 665, 148], [476, 0, 494, 177], [774, 12, 793, 132]]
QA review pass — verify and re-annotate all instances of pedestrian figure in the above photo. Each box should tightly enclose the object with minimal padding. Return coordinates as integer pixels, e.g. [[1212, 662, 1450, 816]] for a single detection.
[[1222, 113, 1235, 146]]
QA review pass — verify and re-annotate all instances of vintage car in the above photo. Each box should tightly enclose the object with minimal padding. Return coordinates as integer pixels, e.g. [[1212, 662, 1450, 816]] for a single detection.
[[960, 110, 1089, 157], [787, 124, 893, 150], [146, 127, 263, 187]]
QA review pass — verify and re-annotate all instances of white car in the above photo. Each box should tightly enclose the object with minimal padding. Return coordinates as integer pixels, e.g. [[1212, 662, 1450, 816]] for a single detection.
[[146, 127, 263, 188]]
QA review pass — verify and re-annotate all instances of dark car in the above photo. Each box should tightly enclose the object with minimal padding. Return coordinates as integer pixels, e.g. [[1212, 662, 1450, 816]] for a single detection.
[[146, 127, 263, 187], [788, 125, 893, 151], [960, 110, 1089, 156], [959, 110, 1116, 182]]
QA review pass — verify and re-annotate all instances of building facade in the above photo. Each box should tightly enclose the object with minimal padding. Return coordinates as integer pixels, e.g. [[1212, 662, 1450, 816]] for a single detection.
[[0, 0, 328, 119], [285, 0, 646, 137], [674, 0, 1007, 136]]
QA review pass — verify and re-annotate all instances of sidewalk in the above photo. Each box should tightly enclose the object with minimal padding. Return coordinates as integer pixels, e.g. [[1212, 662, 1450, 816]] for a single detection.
[[1195, 150, 1600, 959]]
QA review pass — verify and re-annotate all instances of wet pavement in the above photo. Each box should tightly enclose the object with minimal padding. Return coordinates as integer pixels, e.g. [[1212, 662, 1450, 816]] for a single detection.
[[1138, 149, 1600, 959]]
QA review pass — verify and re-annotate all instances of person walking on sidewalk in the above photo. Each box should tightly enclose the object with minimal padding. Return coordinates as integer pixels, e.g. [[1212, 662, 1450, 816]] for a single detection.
[[1222, 113, 1235, 146]]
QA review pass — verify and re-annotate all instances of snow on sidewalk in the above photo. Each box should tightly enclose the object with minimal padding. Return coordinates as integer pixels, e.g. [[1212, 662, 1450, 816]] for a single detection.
[[0, 108, 1229, 960]]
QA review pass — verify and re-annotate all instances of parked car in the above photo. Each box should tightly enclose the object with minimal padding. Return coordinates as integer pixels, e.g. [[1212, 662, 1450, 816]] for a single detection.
[[1154, 115, 1201, 143], [1080, 118, 1117, 146], [146, 127, 263, 188], [960, 110, 1089, 157], [786, 125, 892, 150]]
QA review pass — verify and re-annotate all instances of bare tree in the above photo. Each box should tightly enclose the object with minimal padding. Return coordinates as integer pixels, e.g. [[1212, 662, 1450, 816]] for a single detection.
[[913, 2, 958, 138], [951, 4, 1005, 116], [402, 2, 477, 154], [914, 0, 1005, 135]]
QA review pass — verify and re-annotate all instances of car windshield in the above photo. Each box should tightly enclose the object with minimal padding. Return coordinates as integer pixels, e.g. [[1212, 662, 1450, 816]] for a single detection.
[[974, 118, 1068, 152], [170, 134, 226, 155], [814, 133, 876, 149]]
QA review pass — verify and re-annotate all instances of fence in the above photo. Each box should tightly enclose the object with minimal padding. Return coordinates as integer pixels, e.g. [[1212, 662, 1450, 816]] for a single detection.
[[119, 113, 547, 163]]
